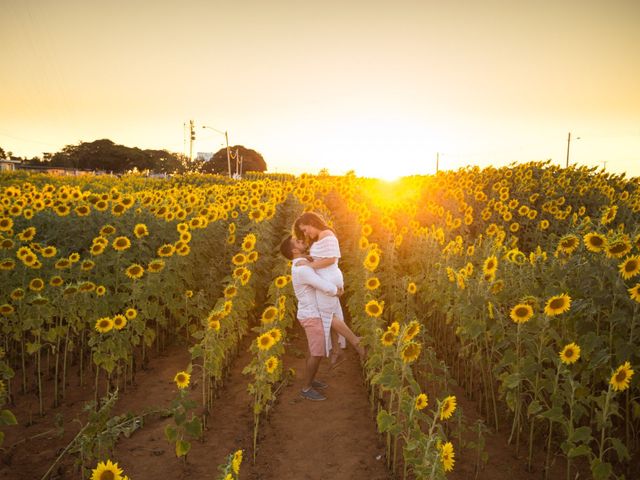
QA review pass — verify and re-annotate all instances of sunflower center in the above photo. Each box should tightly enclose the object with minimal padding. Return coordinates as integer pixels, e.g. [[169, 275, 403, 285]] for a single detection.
[[565, 349, 574, 358], [550, 298, 564, 309], [625, 261, 638, 272], [99, 320, 110, 328], [516, 307, 529, 317], [99, 471, 115, 480], [615, 370, 627, 382]]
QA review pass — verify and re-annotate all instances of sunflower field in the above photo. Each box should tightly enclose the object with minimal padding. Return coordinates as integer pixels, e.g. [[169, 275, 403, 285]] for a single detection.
[[0, 161, 638, 480]]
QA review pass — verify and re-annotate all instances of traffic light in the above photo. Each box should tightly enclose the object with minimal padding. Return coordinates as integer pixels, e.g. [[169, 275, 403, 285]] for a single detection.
[[190, 122, 196, 141]]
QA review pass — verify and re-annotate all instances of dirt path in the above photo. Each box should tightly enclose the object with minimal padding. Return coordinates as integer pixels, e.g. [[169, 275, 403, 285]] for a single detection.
[[3, 322, 571, 480]]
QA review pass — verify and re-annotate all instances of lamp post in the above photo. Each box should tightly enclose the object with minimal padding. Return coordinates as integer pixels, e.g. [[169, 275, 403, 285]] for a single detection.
[[202, 125, 231, 177]]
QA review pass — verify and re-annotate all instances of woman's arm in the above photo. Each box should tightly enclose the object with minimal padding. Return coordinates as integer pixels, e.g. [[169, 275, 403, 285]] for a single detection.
[[296, 257, 336, 269]]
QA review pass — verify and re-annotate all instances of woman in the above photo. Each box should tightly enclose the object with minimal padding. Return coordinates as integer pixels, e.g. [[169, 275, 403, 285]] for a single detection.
[[294, 212, 365, 365]]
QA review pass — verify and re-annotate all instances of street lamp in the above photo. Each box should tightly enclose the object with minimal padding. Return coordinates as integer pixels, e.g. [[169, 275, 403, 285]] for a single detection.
[[202, 125, 231, 177]]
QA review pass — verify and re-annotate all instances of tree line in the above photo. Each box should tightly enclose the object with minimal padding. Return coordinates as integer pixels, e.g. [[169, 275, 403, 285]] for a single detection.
[[0, 140, 267, 175]]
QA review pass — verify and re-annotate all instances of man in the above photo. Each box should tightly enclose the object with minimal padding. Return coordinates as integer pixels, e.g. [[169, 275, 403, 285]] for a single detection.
[[280, 234, 343, 401]]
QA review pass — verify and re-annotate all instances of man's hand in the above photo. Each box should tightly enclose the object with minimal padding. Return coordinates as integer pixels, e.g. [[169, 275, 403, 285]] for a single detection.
[[336, 287, 344, 297]]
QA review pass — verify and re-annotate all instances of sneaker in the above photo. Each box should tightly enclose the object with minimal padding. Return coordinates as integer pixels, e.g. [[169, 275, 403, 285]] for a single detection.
[[300, 388, 326, 401], [311, 380, 328, 390]]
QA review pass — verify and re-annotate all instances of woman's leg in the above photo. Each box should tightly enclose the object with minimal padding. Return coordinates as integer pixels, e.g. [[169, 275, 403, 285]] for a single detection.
[[330, 315, 365, 357]]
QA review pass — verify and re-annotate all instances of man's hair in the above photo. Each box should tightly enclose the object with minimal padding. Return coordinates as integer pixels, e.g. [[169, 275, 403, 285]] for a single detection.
[[279, 235, 295, 260]]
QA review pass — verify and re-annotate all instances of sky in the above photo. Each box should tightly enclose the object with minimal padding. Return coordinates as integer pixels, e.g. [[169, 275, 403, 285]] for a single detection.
[[1, 0, 639, 180]]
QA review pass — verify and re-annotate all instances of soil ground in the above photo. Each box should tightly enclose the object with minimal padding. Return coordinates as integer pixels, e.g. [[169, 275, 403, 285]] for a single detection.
[[2, 322, 571, 480]]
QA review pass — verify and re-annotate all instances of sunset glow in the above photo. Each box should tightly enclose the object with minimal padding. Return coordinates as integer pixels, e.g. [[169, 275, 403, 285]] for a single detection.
[[1, 0, 638, 177]]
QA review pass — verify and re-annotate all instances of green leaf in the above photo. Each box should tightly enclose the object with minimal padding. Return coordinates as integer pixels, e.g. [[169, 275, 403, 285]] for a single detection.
[[527, 400, 542, 416], [372, 363, 401, 391], [590, 458, 612, 480], [164, 424, 177, 443], [185, 417, 203, 439], [567, 444, 591, 458], [0, 410, 17, 426], [609, 437, 630, 462], [539, 406, 564, 423], [570, 426, 592, 444], [377, 409, 400, 434], [175, 439, 191, 457]]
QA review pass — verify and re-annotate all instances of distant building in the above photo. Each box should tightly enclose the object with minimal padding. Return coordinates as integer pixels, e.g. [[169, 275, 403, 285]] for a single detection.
[[0, 158, 21, 171], [196, 152, 213, 161]]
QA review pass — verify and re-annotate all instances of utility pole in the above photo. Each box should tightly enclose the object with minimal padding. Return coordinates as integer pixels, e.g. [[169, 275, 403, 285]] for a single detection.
[[565, 132, 581, 169], [189, 120, 195, 163], [436, 152, 440, 173], [225, 131, 231, 178]]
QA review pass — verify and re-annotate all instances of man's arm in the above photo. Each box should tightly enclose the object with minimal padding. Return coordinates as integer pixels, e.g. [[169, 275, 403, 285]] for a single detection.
[[295, 265, 339, 296]]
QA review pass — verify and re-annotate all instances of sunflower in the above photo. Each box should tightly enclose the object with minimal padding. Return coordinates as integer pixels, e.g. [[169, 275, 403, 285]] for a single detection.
[[628, 284, 640, 303], [133, 223, 149, 238], [400, 342, 421, 364], [380, 330, 396, 347], [544, 294, 571, 316], [29, 277, 45, 291], [100, 224, 116, 236], [482, 255, 498, 275], [365, 277, 380, 291], [539, 219, 550, 230], [90, 459, 123, 480], [232, 449, 243, 475], [557, 234, 580, 255], [584, 232, 607, 253], [610, 361, 634, 392], [10, 288, 25, 300], [440, 441, 455, 472], [95, 317, 114, 333], [81, 260, 95, 271], [18, 227, 36, 241], [363, 249, 380, 272], [148, 259, 165, 273], [265, 356, 279, 374], [274, 276, 288, 289], [174, 371, 191, 389], [125, 308, 137, 319], [257, 332, 275, 351], [96, 285, 106, 296], [0, 238, 14, 249], [125, 263, 144, 280], [388, 321, 400, 335], [0, 304, 15, 316], [54, 258, 71, 270], [414, 393, 428, 410], [439, 395, 457, 420], [224, 285, 238, 298], [269, 328, 282, 343], [261, 306, 278, 324], [365, 299, 384, 318], [157, 243, 175, 257], [90, 243, 106, 256], [407, 282, 417, 294], [240, 270, 252, 285], [241, 234, 256, 252], [606, 238, 632, 259], [601, 205, 618, 225], [403, 320, 420, 341], [619, 256, 640, 280], [113, 314, 127, 330], [361, 224, 373, 236], [208, 317, 221, 331], [232, 253, 247, 266], [0, 217, 13, 231], [79, 281, 96, 293], [184, 290, 193, 299], [41, 246, 57, 258], [0, 259, 15, 270], [510, 303, 533, 324], [559, 343, 581, 365]]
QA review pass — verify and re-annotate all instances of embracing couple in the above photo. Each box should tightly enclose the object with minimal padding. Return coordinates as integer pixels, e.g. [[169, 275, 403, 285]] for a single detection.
[[279, 212, 365, 401]]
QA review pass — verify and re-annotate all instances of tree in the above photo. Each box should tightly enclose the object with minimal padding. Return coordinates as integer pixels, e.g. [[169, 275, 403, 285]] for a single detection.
[[0, 147, 6, 160], [201, 145, 266, 175], [48, 139, 185, 174]]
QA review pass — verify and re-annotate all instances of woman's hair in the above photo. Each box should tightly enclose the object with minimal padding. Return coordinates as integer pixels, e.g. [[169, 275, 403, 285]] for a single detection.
[[293, 212, 333, 243]]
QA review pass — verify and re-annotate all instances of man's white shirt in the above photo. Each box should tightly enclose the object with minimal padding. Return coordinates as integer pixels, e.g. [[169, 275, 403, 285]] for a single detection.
[[290, 257, 337, 320]]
